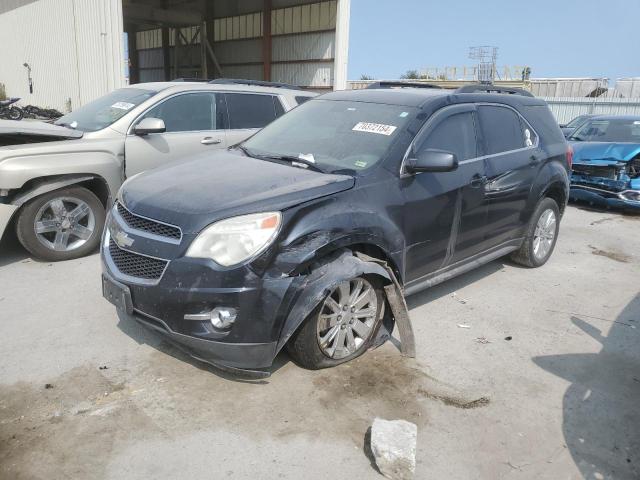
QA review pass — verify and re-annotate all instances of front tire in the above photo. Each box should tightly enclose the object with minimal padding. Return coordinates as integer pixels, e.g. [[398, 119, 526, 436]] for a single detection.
[[287, 275, 385, 370], [511, 197, 560, 268], [16, 187, 106, 261]]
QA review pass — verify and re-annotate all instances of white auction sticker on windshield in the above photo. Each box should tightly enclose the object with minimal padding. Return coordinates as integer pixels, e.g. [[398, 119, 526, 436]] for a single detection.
[[352, 122, 397, 136], [111, 102, 135, 110]]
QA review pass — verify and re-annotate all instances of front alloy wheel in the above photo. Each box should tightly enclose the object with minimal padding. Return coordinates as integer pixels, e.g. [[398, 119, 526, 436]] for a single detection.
[[34, 197, 96, 252], [16, 186, 106, 261], [287, 274, 384, 370], [316, 278, 378, 359]]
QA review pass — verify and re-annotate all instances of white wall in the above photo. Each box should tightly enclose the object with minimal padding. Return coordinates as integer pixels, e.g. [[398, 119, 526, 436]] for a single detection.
[[0, 0, 124, 112]]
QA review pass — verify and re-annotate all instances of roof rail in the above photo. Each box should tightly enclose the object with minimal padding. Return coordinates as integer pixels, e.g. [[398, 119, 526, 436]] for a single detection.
[[366, 81, 443, 90], [172, 77, 211, 82], [208, 78, 303, 90], [455, 84, 534, 97]]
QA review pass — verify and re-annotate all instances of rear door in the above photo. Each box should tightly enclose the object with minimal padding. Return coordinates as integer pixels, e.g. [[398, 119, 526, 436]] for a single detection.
[[478, 105, 540, 246], [124, 91, 227, 177], [402, 104, 487, 282], [223, 93, 286, 146]]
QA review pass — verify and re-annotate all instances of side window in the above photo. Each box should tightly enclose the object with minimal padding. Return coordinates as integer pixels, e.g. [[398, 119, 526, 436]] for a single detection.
[[295, 95, 312, 105], [273, 97, 285, 118], [141, 92, 217, 132], [417, 112, 478, 162], [225, 93, 278, 129], [478, 105, 527, 154]]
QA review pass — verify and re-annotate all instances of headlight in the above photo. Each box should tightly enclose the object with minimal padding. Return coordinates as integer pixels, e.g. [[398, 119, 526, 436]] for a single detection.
[[185, 212, 281, 267], [620, 190, 640, 202]]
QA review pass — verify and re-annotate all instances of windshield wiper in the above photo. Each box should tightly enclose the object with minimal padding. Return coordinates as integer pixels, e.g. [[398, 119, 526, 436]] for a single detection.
[[262, 154, 324, 172], [238, 146, 324, 173], [568, 135, 584, 141]]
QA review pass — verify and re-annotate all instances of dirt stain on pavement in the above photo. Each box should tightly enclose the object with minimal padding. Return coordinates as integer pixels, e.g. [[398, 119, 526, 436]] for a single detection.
[[588, 245, 632, 263], [0, 365, 159, 480], [0, 347, 489, 479]]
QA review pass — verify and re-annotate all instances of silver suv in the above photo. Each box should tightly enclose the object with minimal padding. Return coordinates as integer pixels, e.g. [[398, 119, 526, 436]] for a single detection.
[[0, 80, 314, 261]]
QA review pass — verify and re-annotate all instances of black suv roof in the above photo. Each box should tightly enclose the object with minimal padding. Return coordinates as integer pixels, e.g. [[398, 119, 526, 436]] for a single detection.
[[322, 85, 544, 109]]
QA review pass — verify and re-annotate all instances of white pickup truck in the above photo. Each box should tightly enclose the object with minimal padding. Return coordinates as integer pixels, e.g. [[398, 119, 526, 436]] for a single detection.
[[0, 80, 314, 261]]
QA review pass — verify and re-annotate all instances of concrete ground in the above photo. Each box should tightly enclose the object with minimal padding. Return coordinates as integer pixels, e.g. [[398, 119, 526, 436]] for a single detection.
[[0, 205, 638, 480]]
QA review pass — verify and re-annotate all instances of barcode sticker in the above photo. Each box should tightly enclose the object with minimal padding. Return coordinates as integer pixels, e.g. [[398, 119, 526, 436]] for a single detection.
[[352, 122, 397, 136]]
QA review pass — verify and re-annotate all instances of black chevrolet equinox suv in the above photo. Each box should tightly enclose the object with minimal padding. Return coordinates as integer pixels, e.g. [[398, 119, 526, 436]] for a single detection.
[[102, 83, 571, 376]]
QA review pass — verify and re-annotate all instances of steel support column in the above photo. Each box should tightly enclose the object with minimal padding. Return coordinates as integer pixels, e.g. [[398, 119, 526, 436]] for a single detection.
[[262, 0, 272, 81]]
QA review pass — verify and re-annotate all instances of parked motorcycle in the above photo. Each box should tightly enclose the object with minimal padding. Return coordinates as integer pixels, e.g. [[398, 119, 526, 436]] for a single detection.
[[23, 105, 63, 120], [0, 97, 24, 120]]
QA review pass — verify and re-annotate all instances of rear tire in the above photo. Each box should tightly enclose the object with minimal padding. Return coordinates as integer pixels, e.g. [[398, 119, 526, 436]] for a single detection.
[[287, 275, 385, 370], [8, 107, 24, 121], [16, 186, 105, 262], [510, 197, 560, 268]]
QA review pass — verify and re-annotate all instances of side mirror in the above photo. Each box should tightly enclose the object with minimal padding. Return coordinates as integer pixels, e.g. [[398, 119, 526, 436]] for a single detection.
[[406, 148, 458, 173], [134, 117, 166, 135]]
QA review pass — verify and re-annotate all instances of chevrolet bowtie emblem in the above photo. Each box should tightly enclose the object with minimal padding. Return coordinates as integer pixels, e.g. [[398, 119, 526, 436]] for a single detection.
[[113, 229, 134, 248]]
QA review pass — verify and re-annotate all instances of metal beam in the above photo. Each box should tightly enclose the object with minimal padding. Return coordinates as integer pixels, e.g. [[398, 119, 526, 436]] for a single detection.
[[174, 28, 181, 79], [262, 0, 272, 81], [123, 4, 202, 27], [203, 37, 223, 76], [162, 28, 170, 80]]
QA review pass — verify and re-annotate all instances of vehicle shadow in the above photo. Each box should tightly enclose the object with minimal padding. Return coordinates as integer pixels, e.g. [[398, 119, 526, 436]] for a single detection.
[[532, 294, 640, 479], [115, 309, 291, 384]]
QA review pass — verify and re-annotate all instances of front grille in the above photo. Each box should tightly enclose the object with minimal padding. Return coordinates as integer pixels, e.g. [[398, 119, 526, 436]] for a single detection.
[[108, 240, 168, 280], [116, 202, 181, 240]]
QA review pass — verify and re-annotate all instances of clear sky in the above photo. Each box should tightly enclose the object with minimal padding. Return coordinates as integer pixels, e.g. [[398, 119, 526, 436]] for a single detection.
[[347, 0, 640, 83]]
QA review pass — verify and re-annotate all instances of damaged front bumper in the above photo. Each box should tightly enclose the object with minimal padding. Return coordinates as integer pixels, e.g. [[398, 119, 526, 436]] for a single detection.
[[570, 174, 640, 211]]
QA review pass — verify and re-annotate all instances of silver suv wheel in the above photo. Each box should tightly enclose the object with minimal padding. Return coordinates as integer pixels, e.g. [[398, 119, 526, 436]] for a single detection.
[[533, 208, 557, 261], [34, 196, 96, 252], [316, 278, 378, 359]]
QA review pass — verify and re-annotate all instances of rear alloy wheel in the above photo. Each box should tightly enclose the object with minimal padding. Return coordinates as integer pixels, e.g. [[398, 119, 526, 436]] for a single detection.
[[287, 275, 384, 369], [511, 197, 560, 268], [16, 187, 105, 261]]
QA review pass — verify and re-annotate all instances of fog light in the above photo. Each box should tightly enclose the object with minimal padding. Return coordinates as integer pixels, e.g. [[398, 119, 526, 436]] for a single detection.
[[184, 307, 237, 330], [210, 307, 237, 329]]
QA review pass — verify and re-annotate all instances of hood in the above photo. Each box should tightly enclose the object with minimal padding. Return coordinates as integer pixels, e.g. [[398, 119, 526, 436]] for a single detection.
[[120, 150, 355, 234], [0, 119, 83, 146], [570, 142, 640, 165]]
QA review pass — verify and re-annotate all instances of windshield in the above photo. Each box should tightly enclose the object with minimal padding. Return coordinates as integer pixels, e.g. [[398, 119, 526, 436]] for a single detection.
[[570, 118, 640, 143], [242, 99, 416, 174], [566, 115, 588, 128], [55, 88, 157, 132]]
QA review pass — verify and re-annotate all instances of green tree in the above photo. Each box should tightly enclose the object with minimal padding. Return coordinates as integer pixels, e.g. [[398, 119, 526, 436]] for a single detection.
[[400, 70, 420, 79], [360, 74, 374, 80]]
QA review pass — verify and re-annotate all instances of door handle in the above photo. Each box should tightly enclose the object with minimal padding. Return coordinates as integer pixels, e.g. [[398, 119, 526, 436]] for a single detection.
[[201, 137, 222, 145], [470, 175, 488, 188]]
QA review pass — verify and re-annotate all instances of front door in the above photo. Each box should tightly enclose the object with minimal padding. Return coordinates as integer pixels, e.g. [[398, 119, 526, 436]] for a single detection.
[[124, 91, 227, 177], [402, 104, 488, 283], [478, 105, 540, 246]]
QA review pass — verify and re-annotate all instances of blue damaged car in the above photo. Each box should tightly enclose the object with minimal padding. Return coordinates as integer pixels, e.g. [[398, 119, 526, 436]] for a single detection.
[[568, 115, 640, 211]]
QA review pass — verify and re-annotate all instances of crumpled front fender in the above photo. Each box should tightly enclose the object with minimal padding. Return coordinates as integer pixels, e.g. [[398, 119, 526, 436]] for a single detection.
[[275, 250, 391, 352]]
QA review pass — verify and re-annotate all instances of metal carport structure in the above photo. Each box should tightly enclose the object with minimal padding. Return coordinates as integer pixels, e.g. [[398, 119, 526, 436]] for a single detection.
[[0, 0, 350, 112]]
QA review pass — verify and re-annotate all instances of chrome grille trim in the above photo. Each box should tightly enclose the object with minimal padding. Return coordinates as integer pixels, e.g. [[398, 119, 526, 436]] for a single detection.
[[115, 202, 182, 242]]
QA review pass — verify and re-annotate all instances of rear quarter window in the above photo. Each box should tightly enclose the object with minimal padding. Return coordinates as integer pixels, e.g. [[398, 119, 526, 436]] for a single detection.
[[225, 93, 279, 129], [478, 105, 526, 154]]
